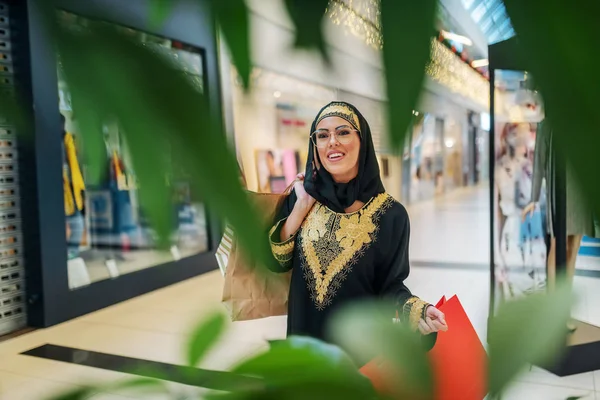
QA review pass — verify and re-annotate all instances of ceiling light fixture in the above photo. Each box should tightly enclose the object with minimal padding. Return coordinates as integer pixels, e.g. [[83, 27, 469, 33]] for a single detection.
[[441, 30, 473, 46], [471, 58, 489, 68]]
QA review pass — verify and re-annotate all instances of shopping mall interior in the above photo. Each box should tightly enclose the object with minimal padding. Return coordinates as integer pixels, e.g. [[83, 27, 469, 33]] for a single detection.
[[1, 0, 599, 399]]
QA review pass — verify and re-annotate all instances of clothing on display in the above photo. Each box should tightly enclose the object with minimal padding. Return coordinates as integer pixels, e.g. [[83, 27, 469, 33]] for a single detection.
[[531, 120, 595, 237], [63, 131, 85, 217], [494, 122, 546, 298], [269, 101, 432, 343], [63, 128, 87, 258]]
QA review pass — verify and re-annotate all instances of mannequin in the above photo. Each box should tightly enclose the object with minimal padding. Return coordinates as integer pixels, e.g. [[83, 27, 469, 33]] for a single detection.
[[524, 120, 594, 330], [496, 123, 545, 297]]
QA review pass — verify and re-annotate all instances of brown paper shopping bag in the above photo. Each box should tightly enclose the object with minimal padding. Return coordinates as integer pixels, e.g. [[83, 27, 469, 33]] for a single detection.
[[221, 183, 294, 321]]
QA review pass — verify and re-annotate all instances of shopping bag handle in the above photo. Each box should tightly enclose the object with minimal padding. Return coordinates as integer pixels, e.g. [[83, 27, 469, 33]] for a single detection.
[[283, 179, 299, 196]]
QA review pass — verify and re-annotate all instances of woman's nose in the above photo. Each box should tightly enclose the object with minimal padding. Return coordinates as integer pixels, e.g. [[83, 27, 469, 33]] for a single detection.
[[328, 134, 340, 146]]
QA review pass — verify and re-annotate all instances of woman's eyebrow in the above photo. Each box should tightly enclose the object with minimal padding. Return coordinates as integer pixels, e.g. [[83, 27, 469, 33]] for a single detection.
[[315, 125, 352, 132]]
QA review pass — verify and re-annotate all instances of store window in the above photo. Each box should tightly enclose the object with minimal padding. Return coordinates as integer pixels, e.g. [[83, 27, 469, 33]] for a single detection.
[[493, 70, 545, 302], [407, 113, 445, 203], [58, 12, 208, 288], [231, 68, 336, 194]]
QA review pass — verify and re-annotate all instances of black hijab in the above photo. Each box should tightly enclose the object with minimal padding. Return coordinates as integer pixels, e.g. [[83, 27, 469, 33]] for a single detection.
[[304, 101, 386, 213]]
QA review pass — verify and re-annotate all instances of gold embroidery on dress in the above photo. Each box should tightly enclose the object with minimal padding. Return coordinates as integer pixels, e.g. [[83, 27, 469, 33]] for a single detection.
[[271, 240, 294, 257], [304, 208, 330, 242], [299, 193, 394, 310], [402, 297, 430, 331], [269, 220, 296, 264]]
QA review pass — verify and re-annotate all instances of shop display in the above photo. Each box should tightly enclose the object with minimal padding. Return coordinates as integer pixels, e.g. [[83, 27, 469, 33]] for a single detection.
[[528, 121, 596, 290], [58, 12, 209, 287], [492, 70, 547, 300], [494, 120, 546, 299], [255, 149, 301, 194], [231, 68, 335, 193], [489, 39, 600, 376], [275, 102, 311, 141], [62, 115, 90, 260], [407, 114, 445, 203]]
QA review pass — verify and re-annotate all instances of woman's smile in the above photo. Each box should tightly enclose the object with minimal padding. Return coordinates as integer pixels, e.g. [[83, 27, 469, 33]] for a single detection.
[[326, 150, 346, 162]]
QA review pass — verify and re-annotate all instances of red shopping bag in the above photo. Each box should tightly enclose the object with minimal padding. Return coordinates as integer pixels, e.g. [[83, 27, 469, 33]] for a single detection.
[[360, 295, 488, 400], [429, 295, 487, 400]]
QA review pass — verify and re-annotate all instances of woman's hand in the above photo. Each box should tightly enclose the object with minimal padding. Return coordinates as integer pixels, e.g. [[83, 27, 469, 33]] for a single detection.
[[522, 202, 536, 221], [293, 173, 316, 212], [279, 173, 315, 242], [418, 306, 448, 335]]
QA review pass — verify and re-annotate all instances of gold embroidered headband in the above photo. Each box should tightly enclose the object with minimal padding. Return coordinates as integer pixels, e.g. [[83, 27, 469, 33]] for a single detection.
[[315, 102, 360, 131]]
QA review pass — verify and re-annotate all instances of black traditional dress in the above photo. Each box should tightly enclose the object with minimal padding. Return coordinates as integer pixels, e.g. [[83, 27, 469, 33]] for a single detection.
[[267, 101, 432, 343]]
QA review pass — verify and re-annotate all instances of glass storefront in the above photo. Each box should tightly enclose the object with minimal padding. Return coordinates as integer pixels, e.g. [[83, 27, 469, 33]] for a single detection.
[[58, 12, 209, 288], [231, 68, 337, 194], [405, 113, 446, 203], [493, 69, 546, 301]]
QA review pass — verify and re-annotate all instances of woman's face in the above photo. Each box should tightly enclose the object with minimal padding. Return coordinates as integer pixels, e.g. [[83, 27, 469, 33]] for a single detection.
[[315, 116, 360, 183]]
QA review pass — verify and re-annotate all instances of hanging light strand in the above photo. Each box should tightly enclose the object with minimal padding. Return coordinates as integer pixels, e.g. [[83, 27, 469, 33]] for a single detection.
[[327, 0, 384, 50]]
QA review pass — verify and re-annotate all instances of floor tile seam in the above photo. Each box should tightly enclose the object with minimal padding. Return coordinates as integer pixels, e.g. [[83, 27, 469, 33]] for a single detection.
[[69, 319, 191, 338], [515, 376, 598, 392], [0, 366, 97, 394], [0, 358, 131, 382], [69, 319, 274, 348]]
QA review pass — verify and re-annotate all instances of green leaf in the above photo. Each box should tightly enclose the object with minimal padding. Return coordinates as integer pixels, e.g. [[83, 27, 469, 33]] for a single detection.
[[54, 18, 271, 263], [56, 25, 174, 248], [149, 0, 177, 27], [57, 65, 107, 186], [503, 0, 600, 218], [231, 336, 375, 399], [0, 89, 31, 142], [47, 387, 95, 400], [328, 301, 433, 399], [187, 312, 228, 367], [108, 377, 170, 396], [284, 0, 330, 63], [380, 0, 437, 150], [209, 0, 252, 89], [488, 281, 573, 397]]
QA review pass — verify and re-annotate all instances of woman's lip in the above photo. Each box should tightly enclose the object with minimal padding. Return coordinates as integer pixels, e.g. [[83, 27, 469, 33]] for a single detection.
[[327, 153, 345, 162]]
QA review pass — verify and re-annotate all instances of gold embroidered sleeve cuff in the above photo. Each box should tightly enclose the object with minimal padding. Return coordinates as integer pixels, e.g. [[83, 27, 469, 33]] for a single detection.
[[269, 218, 296, 268], [402, 297, 431, 331]]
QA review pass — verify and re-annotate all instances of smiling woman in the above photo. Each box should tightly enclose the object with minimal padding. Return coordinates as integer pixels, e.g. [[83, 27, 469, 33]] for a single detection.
[[266, 101, 448, 344]]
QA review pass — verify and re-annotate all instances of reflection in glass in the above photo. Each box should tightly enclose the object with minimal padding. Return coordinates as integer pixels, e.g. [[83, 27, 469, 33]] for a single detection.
[[493, 70, 546, 303], [59, 13, 208, 288]]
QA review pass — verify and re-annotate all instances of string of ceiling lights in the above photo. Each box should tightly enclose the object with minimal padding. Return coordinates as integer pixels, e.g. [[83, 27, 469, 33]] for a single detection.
[[326, 0, 490, 107]]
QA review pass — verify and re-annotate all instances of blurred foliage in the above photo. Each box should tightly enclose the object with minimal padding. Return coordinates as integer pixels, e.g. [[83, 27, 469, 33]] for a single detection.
[[502, 0, 600, 219], [52, 9, 270, 258], [1, 0, 589, 399], [330, 301, 433, 399], [488, 282, 573, 397], [186, 312, 227, 367], [380, 0, 438, 151], [149, 0, 175, 26], [209, 0, 252, 89], [284, 0, 330, 63], [0, 89, 30, 140]]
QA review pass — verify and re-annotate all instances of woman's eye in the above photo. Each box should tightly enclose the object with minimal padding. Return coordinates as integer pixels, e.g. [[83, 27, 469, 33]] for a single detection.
[[317, 133, 329, 140], [338, 130, 351, 136]]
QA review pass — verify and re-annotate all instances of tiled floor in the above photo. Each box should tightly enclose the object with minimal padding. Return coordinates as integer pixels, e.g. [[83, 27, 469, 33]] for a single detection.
[[408, 184, 491, 265], [0, 185, 598, 399]]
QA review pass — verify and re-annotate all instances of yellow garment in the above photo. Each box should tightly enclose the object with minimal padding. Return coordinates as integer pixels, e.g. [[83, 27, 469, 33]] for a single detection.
[[63, 132, 85, 216]]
